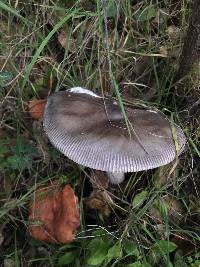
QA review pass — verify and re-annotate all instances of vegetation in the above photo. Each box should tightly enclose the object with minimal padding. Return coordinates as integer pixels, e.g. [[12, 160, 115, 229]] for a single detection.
[[0, 0, 199, 266]]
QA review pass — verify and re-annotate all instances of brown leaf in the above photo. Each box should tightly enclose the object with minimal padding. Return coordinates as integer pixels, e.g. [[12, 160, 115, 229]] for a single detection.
[[159, 46, 168, 57], [29, 183, 80, 243], [85, 190, 113, 217], [170, 234, 196, 256], [166, 25, 180, 40], [28, 99, 46, 120], [57, 29, 76, 51]]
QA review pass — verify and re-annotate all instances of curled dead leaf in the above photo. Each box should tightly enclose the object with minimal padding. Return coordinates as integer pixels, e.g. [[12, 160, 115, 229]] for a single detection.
[[84, 170, 113, 216], [164, 195, 184, 222], [28, 99, 46, 120], [167, 25, 180, 40], [57, 29, 76, 51], [85, 190, 113, 217], [29, 183, 80, 243], [148, 195, 184, 227], [159, 46, 168, 57], [170, 234, 196, 256]]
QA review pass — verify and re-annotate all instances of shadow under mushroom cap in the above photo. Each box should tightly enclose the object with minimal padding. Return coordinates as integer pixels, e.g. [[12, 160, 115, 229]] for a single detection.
[[43, 88, 186, 173]]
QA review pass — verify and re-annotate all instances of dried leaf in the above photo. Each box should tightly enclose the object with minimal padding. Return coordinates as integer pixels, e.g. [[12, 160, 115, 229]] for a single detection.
[[167, 25, 180, 40], [85, 190, 113, 217], [29, 183, 80, 243], [164, 195, 184, 222], [170, 234, 196, 256], [148, 195, 184, 226], [28, 99, 46, 120], [159, 46, 168, 57], [57, 29, 76, 51]]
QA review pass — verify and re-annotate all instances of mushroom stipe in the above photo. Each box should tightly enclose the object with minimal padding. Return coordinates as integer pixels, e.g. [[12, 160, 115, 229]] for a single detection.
[[43, 87, 186, 184]]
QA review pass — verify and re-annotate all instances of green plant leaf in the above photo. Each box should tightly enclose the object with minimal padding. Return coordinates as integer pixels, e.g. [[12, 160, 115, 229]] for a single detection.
[[0, 2, 30, 25], [0, 145, 9, 156], [132, 190, 148, 208], [6, 155, 32, 170], [105, 1, 117, 18], [107, 243, 122, 262], [123, 240, 139, 257], [12, 141, 38, 156], [86, 238, 109, 266], [0, 71, 13, 87], [124, 262, 151, 267], [58, 251, 76, 266], [152, 240, 177, 254], [174, 251, 188, 267], [135, 5, 156, 22], [0, 139, 38, 171]]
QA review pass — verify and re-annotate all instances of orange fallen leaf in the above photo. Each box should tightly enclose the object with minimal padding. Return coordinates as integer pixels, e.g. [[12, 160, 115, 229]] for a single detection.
[[29, 184, 80, 243], [28, 99, 46, 120]]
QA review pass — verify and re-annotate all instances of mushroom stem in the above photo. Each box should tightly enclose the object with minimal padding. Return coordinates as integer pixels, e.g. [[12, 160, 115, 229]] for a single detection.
[[106, 172, 125, 184]]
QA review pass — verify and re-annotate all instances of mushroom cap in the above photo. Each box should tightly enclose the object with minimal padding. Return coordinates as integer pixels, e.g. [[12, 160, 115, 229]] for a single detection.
[[43, 87, 186, 173]]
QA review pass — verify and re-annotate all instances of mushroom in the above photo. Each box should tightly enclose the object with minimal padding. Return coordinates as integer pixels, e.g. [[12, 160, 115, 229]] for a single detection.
[[43, 87, 186, 184]]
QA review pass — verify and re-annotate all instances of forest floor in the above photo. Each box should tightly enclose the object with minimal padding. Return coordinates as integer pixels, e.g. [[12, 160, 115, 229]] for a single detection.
[[0, 1, 200, 266]]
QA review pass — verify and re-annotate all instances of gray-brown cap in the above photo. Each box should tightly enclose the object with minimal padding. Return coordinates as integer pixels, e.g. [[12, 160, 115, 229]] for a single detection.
[[43, 87, 186, 174]]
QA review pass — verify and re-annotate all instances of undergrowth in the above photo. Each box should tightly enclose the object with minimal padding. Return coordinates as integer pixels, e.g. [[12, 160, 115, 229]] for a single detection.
[[0, 0, 199, 267]]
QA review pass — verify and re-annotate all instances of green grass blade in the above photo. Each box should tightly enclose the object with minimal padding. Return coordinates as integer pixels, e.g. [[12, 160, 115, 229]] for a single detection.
[[100, 0, 132, 135], [189, 137, 200, 158], [0, 1, 31, 25], [22, 9, 82, 90]]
